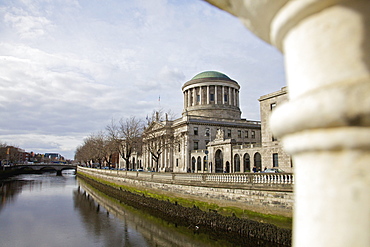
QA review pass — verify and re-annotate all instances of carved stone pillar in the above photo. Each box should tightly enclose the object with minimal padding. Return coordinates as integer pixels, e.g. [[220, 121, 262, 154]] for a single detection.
[[206, 0, 370, 246]]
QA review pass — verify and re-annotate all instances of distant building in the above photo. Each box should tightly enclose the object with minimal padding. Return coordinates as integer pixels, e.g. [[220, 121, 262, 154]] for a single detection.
[[44, 153, 64, 162]]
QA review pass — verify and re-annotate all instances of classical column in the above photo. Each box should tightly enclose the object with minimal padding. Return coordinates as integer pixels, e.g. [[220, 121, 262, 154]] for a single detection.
[[206, 0, 370, 247], [193, 88, 197, 106], [207, 85, 210, 104], [227, 86, 230, 105], [236, 90, 239, 107], [199, 86, 202, 105], [184, 91, 188, 109], [222, 86, 225, 104], [187, 89, 191, 107], [215, 85, 218, 104], [234, 89, 238, 107]]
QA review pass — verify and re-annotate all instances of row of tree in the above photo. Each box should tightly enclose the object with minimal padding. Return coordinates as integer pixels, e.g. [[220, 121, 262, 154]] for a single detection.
[[75, 109, 177, 170], [75, 117, 143, 169]]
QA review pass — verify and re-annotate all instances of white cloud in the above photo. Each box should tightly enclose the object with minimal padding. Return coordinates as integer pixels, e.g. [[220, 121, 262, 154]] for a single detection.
[[0, 0, 286, 159]]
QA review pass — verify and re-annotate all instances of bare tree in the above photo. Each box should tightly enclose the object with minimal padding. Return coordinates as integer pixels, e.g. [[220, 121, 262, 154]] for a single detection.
[[102, 138, 117, 167], [106, 117, 143, 170], [75, 132, 111, 168]]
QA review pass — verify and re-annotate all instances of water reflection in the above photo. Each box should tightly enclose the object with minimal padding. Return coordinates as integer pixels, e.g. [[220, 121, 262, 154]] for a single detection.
[[0, 174, 285, 246], [74, 182, 149, 246], [76, 178, 227, 247], [0, 178, 28, 212]]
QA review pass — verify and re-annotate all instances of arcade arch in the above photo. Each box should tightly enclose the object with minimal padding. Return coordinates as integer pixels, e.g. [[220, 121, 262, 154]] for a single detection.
[[243, 153, 251, 172], [254, 152, 262, 171], [234, 154, 240, 172], [215, 149, 223, 173]]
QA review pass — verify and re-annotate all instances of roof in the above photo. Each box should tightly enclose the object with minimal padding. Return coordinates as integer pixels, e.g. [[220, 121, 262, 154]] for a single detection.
[[191, 71, 231, 80], [182, 71, 238, 90]]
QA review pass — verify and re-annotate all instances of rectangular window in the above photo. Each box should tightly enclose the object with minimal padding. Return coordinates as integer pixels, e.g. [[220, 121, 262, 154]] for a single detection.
[[205, 128, 210, 137], [224, 94, 228, 102], [178, 143, 181, 152], [270, 102, 277, 110], [251, 130, 255, 139], [194, 141, 199, 150], [245, 130, 248, 138], [176, 158, 179, 167], [194, 127, 198, 135], [210, 93, 214, 101], [227, 129, 231, 138], [238, 130, 242, 138], [197, 95, 200, 102], [273, 153, 279, 167]]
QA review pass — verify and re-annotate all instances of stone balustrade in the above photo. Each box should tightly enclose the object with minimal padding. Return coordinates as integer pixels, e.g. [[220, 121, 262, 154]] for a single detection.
[[78, 166, 293, 188]]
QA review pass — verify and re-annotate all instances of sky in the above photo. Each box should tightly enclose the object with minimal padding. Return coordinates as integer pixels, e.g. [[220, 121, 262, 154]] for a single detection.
[[0, 0, 286, 159]]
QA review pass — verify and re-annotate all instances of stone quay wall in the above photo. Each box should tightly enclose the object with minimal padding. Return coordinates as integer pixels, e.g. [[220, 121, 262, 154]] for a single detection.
[[77, 166, 294, 217]]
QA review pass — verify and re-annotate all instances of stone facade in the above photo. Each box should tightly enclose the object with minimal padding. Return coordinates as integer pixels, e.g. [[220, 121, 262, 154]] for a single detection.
[[258, 87, 292, 172], [139, 71, 263, 173], [125, 71, 292, 173]]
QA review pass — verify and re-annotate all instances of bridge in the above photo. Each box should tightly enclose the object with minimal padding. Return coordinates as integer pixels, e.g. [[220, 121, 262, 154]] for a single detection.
[[12, 163, 77, 175]]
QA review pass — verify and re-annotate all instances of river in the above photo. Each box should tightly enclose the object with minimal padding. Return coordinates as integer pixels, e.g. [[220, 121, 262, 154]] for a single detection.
[[0, 172, 285, 247]]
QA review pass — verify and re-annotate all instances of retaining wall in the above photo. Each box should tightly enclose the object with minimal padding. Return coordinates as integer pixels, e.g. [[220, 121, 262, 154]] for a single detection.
[[78, 167, 294, 217]]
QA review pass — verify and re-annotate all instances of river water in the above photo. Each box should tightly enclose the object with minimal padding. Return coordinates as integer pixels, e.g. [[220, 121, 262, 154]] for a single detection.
[[0, 172, 283, 247]]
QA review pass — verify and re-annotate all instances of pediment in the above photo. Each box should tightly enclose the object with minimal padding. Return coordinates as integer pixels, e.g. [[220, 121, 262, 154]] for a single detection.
[[145, 121, 165, 133]]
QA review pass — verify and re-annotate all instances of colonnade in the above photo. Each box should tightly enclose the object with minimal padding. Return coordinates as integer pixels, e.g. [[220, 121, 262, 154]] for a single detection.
[[183, 84, 239, 108]]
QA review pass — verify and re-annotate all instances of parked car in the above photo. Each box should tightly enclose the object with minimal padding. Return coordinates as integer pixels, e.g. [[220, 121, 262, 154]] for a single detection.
[[263, 168, 285, 173]]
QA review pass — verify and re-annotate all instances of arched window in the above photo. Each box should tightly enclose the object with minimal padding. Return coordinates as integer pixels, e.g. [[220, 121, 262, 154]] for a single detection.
[[225, 161, 230, 173], [197, 156, 202, 171], [243, 153, 250, 172], [234, 154, 240, 172], [203, 156, 207, 172], [191, 157, 196, 172], [254, 152, 262, 172]]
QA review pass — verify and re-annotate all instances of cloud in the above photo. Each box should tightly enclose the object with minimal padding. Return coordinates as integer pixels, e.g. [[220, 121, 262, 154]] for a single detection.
[[3, 7, 53, 39], [0, 0, 286, 159]]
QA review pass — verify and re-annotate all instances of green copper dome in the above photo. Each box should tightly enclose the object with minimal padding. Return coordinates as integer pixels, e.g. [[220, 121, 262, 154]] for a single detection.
[[191, 71, 231, 80]]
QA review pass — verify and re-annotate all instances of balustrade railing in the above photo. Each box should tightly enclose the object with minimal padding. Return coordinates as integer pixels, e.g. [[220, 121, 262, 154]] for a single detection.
[[79, 167, 294, 187]]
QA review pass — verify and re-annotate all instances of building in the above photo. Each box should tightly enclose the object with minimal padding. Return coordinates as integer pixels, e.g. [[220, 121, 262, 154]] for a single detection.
[[128, 71, 291, 173], [258, 86, 292, 171]]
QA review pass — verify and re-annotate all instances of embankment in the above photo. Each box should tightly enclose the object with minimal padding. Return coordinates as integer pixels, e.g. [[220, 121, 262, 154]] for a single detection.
[[77, 168, 292, 246]]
